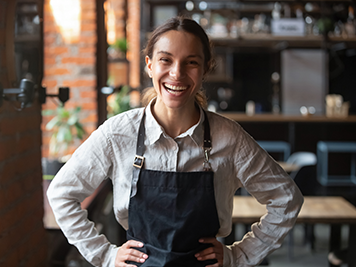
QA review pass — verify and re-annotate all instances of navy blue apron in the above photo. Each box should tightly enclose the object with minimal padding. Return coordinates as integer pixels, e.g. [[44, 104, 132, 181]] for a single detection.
[[126, 109, 220, 266]]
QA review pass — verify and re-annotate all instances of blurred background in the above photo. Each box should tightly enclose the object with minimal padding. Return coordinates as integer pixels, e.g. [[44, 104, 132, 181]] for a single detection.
[[0, 0, 355, 266]]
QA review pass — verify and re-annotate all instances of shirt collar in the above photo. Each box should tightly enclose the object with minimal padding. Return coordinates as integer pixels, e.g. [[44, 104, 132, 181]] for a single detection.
[[144, 98, 205, 148]]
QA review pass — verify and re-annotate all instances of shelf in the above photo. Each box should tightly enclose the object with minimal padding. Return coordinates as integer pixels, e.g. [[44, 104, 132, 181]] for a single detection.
[[14, 35, 40, 42], [219, 112, 356, 123], [211, 34, 356, 48], [240, 0, 354, 2]]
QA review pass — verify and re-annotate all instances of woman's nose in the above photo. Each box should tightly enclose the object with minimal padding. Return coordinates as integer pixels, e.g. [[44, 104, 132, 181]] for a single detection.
[[169, 62, 185, 79]]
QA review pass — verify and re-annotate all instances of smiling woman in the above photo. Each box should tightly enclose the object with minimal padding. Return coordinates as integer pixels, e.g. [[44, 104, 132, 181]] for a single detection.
[[47, 16, 303, 267], [141, 17, 215, 110], [145, 30, 205, 135]]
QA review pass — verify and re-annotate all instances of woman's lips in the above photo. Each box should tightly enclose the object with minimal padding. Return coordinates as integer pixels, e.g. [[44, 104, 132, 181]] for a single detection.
[[163, 83, 189, 95]]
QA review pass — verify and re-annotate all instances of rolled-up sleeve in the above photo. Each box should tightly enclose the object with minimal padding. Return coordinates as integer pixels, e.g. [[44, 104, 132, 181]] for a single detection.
[[223, 131, 304, 267], [47, 122, 119, 267]]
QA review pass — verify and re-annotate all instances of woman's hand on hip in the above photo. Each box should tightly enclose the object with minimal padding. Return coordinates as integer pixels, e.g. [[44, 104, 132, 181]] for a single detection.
[[195, 237, 224, 267], [115, 240, 148, 267]]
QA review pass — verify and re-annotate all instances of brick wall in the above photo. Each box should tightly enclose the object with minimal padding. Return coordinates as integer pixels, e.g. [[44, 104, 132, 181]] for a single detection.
[[127, 0, 140, 88], [42, 0, 98, 158], [42, 0, 141, 157], [0, 0, 47, 266], [107, 0, 126, 40]]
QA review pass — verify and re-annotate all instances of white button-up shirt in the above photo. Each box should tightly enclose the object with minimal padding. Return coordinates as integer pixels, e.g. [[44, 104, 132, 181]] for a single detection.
[[47, 102, 303, 267]]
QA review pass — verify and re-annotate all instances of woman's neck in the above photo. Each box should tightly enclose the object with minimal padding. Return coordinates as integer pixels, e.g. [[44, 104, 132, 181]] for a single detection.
[[151, 101, 200, 138]]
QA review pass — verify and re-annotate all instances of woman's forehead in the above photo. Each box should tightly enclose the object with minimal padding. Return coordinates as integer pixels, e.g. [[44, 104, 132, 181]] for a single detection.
[[152, 30, 204, 58]]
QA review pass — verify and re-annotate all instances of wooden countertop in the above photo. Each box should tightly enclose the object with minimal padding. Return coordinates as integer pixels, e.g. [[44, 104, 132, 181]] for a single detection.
[[219, 113, 356, 123], [232, 196, 356, 224]]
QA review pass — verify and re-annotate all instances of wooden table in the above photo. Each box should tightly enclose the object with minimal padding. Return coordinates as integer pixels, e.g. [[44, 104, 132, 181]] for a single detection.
[[232, 196, 356, 266]]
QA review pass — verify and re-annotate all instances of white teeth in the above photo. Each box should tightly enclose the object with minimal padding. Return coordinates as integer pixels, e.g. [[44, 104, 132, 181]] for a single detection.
[[164, 83, 187, 91]]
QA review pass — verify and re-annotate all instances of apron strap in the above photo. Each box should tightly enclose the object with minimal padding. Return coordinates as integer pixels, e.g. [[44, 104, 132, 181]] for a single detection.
[[131, 109, 146, 197], [202, 109, 212, 172], [131, 108, 212, 197]]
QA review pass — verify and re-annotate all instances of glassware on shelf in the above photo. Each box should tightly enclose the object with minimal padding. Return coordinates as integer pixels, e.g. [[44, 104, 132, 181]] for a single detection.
[[326, 94, 350, 118], [272, 2, 282, 20], [15, 3, 40, 38], [305, 16, 314, 35], [271, 72, 280, 114], [345, 6, 355, 37], [208, 13, 229, 38]]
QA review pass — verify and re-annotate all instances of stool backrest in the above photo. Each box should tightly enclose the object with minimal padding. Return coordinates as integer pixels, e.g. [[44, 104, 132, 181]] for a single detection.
[[286, 152, 317, 167]]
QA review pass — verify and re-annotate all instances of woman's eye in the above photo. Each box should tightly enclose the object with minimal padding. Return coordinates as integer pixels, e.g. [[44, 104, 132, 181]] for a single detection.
[[188, 61, 199, 65], [160, 58, 170, 63]]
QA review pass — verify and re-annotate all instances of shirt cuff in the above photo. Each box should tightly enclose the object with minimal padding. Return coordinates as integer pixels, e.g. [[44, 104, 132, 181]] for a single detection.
[[102, 244, 119, 267], [222, 245, 233, 267]]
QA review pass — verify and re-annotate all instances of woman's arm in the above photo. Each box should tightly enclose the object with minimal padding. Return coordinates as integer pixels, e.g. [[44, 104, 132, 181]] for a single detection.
[[47, 123, 119, 267], [224, 134, 304, 266]]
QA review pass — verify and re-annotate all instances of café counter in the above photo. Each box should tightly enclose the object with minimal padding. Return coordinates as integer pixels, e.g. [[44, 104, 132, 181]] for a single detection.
[[219, 113, 356, 123], [218, 112, 356, 154]]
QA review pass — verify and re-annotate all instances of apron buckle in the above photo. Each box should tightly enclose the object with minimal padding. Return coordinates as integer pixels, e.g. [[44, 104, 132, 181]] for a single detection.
[[203, 161, 212, 172], [203, 147, 212, 171], [133, 155, 145, 169]]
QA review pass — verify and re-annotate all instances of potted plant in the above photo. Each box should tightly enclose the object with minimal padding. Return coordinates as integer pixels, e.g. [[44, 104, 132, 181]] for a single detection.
[[106, 85, 132, 118], [107, 37, 128, 60], [42, 105, 86, 180]]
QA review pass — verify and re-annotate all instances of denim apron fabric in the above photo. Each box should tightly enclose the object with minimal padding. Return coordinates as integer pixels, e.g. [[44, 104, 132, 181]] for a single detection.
[[126, 109, 220, 266]]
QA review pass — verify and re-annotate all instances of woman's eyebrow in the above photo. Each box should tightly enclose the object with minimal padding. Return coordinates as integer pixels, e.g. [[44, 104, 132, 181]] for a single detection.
[[156, 51, 202, 59], [156, 51, 172, 56]]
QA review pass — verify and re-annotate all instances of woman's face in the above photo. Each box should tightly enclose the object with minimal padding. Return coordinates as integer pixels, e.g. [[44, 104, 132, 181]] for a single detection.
[[146, 30, 205, 111]]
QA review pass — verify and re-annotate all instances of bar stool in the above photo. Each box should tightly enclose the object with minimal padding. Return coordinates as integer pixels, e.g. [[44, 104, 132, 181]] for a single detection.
[[257, 141, 291, 161], [317, 141, 356, 186]]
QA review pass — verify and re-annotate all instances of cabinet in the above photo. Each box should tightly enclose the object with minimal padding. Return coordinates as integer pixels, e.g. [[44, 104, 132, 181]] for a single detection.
[[140, 0, 356, 114]]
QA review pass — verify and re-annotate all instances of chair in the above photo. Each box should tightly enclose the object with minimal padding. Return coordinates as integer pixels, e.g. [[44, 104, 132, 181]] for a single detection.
[[286, 151, 317, 166], [257, 141, 291, 161], [286, 152, 317, 260], [287, 152, 317, 180], [317, 141, 356, 186]]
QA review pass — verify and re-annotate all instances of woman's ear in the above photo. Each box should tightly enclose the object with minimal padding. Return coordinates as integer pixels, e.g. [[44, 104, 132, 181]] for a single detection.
[[145, 56, 152, 78]]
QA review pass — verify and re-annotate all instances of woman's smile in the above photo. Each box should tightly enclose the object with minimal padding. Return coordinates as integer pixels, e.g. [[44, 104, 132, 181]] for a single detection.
[[163, 82, 189, 96]]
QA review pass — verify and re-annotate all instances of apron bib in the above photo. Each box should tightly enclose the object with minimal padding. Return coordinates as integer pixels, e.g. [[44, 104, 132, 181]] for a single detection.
[[127, 109, 220, 266]]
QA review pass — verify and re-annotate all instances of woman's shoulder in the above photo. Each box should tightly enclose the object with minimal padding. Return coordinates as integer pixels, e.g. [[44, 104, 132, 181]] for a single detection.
[[206, 110, 243, 132], [206, 110, 255, 147], [100, 107, 144, 136]]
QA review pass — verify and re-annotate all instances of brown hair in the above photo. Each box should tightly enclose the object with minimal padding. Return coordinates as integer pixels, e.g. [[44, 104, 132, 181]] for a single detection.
[[141, 16, 214, 108]]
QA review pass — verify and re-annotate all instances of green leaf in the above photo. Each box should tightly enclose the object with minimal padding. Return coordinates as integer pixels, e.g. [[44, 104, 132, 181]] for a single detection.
[[42, 109, 55, 116], [57, 125, 68, 142], [46, 116, 60, 130], [67, 115, 77, 125], [63, 127, 72, 142], [75, 122, 86, 139], [45, 105, 86, 157], [74, 106, 81, 113], [43, 175, 55, 180]]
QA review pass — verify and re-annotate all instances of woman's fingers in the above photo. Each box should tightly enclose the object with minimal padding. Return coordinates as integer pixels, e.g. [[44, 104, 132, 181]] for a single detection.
[[115, 240, 148, 267], [195, 237, 223, 267], [122, 240, 144, 249]]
